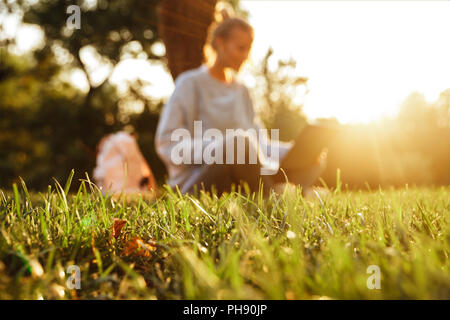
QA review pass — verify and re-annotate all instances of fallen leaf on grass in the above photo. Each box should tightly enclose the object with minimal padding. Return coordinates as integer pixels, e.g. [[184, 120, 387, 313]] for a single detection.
[[112, 218, 127, 239], [109, 218, 157, 258], [121, 236, 156, 258]]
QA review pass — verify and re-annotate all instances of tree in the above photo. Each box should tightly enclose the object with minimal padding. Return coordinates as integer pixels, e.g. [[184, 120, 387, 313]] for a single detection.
[[0, 1, 170, 189], [156, 0, 217, 81], [18, 0, 162, 106], [251, 47, 308, 141]]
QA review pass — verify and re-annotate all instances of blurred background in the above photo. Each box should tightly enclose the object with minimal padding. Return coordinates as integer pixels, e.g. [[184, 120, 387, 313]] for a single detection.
[[1, 0, 449, 191]]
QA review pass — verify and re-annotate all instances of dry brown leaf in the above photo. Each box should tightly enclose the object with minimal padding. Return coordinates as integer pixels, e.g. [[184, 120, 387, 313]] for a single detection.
[[121, 236, 156, 258], [112, 218, 127, 239], [110, 218, 156, 259]]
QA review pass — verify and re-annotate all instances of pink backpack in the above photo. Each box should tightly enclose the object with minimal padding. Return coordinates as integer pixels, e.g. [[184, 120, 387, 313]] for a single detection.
[[93, 131, 158, 196]]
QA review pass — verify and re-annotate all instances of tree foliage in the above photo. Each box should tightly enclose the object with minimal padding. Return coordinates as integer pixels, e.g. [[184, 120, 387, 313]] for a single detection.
[[251, 47, 308, 141]]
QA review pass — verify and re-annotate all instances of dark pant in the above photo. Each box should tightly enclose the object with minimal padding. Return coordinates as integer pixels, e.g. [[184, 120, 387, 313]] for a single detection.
[[186, 129, 331, 197], [186, 134, 272, 196]]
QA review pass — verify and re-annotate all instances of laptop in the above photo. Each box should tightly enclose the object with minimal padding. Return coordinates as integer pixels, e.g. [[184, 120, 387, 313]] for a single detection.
[[279, 121, 341, 170]]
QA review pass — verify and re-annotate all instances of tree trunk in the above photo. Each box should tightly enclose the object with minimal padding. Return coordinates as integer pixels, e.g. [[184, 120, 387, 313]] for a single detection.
[[156, 0, 217, 81]]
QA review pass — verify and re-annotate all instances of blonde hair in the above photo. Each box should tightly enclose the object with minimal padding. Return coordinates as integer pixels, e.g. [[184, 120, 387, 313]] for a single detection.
[[203, 6, 254, 66]]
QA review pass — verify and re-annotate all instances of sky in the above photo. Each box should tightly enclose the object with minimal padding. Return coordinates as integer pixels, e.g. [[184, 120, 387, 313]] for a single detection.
[[4, 0, 450, 124], [239, 0, 450, 123]]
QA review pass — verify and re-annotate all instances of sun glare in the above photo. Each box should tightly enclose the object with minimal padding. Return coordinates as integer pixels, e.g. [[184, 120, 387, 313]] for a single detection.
[[241, 0, 450, 124]]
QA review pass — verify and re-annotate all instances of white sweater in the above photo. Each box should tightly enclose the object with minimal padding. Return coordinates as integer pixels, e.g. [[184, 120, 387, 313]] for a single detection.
[[155, 64, 293, 194]]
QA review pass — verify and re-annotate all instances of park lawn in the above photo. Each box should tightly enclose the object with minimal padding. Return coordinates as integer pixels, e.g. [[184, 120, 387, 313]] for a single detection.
[[0, 172, 449, 299]]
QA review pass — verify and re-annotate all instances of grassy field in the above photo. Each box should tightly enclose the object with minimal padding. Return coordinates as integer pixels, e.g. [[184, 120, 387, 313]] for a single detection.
[[0, 171, 449, 299]]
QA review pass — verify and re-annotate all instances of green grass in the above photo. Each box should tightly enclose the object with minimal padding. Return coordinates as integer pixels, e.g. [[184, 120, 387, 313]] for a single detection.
[[0, 172, 449, 299]]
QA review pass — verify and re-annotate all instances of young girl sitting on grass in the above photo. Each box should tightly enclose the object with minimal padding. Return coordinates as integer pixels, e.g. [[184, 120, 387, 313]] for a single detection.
[[155, 12, 329, 197]]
